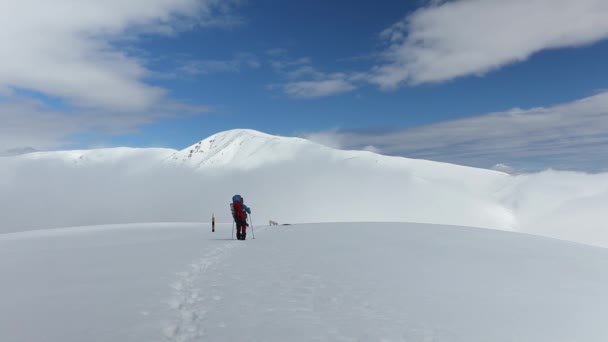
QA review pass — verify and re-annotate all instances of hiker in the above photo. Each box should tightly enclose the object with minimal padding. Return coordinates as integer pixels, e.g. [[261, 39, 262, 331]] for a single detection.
[[232, 194, 251, 240]]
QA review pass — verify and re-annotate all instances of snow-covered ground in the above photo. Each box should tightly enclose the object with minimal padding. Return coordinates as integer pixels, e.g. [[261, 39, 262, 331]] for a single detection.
[[2, 222, 608, 342]]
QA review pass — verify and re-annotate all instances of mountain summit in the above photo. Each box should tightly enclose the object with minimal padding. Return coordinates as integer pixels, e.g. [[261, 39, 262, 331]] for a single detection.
[[168, 129, 326, 169]]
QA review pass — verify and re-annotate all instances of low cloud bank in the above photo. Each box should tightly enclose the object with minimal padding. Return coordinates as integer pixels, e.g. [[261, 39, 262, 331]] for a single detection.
[[1, 148, 607, 248]]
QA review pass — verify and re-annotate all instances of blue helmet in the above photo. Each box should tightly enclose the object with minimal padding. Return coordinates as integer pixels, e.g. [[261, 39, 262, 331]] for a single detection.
[[232, 194, 243, 203]]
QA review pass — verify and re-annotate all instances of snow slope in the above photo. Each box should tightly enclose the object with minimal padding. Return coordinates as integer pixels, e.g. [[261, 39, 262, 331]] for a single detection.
[[1, 129, 608, 247], [1, 222, 608, 342]]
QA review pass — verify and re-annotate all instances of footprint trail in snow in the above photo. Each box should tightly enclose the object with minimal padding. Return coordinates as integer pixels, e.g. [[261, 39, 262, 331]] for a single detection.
[[163, 241, 242, 341]]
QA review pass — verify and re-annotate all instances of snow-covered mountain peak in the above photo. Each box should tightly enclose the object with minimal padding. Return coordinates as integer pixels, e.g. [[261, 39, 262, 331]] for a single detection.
[[168, 129, 319, 169]]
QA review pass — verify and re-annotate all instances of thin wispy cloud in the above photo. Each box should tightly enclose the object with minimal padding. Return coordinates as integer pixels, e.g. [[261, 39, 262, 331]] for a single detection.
[[304, 91, 608, 171], [370, 0, 608, 88], [284, 65, 325, 80], [284, 79, 356, 99], [266, 48, 288, 57], [179, 53, 260, 75], [269, 57, 312, 74], [268, 53, 357, 98]]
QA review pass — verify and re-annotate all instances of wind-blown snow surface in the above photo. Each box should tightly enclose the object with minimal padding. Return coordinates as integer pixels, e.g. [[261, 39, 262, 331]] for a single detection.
[[1, 129, 608, 247], [1, 222, 608, 342]]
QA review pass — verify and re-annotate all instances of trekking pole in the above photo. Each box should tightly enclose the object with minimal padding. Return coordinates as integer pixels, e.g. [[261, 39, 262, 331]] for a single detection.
[[230, 202, 235, 240], [249, 214, 255, 239]]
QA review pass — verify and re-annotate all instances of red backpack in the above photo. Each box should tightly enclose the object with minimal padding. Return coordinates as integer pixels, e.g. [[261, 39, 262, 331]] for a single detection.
[[232, 200, 247, 221]]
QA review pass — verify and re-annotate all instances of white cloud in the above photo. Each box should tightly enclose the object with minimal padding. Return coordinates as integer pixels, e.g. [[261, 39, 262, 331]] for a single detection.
[[0, 0, 240, 111], [0, 147, 38, 157], [305, 91, 608, 171], [0, 0, 235, 150], [273, 0, 608, 99], [267, 1, 608, 98], [0, 98, 87, 151], [0, 96, 209, 152], [370, 0, 608, 87]]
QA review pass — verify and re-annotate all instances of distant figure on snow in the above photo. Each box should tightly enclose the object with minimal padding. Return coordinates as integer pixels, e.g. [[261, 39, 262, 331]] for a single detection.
[[231, 194, 251, 240]]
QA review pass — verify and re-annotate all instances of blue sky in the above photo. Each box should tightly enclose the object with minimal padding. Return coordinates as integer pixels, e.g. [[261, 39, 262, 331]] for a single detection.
[[2, 0, 608, 172]]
